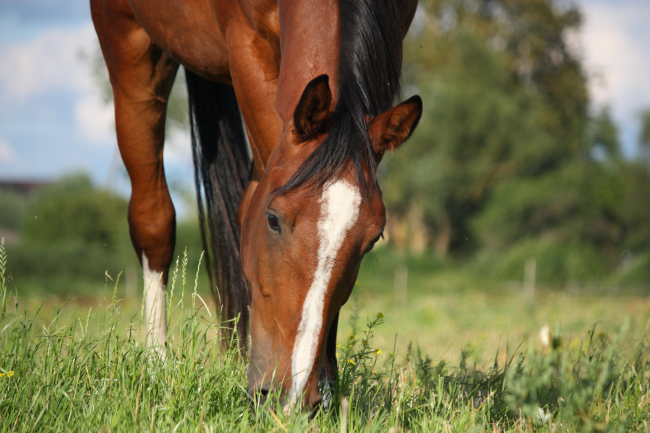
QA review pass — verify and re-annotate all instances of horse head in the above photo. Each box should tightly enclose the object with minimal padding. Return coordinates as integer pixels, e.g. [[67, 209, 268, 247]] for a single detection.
[[239, 75, 422, 410]]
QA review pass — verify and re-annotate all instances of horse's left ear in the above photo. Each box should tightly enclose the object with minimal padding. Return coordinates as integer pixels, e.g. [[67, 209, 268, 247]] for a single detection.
[[369, 95, 422, 158], [293, 75, 332, 141]]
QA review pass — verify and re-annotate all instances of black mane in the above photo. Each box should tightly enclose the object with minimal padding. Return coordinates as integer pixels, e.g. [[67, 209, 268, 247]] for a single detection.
[[276, 0, 403, 196]]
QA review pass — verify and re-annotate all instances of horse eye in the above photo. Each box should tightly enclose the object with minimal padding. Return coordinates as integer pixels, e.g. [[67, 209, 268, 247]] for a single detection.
[[368, 232, 384, 252], [267, 212, 281, 233]]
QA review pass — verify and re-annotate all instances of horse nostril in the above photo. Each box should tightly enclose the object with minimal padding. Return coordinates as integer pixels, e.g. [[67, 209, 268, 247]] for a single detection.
[[308, 396, 324, 419], [251, 386, 270, 409]]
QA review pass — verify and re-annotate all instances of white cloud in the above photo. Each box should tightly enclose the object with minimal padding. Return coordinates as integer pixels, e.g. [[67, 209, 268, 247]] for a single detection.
[[0, 22, 115, 146], [581, 2, 650, 104], [0, 135, 17, 162], [164, 128, 193, 165], [75, 92, 114, 144], [0, 24, 95, 102], [579, 0, 650, 152]]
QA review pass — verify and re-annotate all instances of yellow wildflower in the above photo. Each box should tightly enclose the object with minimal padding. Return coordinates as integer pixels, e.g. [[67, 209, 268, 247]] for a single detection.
[[374, 349, 381, 355], [376, 312, 384, 319], [347, 359, 356, 366], [335, 353, 339, 358], [0, 371, 14, 378]]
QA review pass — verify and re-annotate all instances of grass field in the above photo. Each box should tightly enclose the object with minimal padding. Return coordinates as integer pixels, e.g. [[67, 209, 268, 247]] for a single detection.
[[2, 242, 650, 431], [345, 248, 650, 366]]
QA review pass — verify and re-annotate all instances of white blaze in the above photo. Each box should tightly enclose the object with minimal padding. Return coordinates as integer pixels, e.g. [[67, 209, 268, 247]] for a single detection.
[[289, 180, 361, 404], [143, 253, 167, 355]]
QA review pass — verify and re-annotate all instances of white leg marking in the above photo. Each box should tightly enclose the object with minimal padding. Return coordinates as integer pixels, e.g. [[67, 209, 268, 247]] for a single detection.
[[289, 180, 361, 404], [143, 253, 167, 355]]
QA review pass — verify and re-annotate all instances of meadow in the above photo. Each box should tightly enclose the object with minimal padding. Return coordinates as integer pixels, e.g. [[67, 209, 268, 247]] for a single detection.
[[2, 241, 650, 432], [3, 0, 650, 429]]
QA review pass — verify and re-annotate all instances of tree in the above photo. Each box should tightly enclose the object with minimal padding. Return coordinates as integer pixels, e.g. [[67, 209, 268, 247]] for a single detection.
[[386, 0, 591, 256], [640, 108, 650, 167], [382, 0, 650, 284], [0, 189, 30, 232], [21, 173, 129, 252]]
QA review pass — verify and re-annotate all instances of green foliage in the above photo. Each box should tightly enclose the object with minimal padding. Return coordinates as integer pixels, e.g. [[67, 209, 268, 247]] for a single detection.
[[21, 173, 129, 250], [473, 238, 609, 284], [615, 251, 650, 285], [388, 0, 594, 256], [473, 162, 625, 252], [387, 28, 562, 252], [640, 108, 650, 152], [379, 0, 650, 286], [4, 173, 207, 296], [3, 174, 132, 294], [616, 162, 650, 253], [587, 107, 621, 158], [6, 243, 132, 294], [0, 189, 30, 231]]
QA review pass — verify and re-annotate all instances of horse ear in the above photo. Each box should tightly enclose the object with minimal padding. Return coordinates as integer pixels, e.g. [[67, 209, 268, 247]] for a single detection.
[[369, 95, 422, 158], [293, 75, 332, 140]]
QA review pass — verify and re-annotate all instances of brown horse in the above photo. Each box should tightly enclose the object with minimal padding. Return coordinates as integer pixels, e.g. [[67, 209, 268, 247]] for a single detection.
[[91, 0, 422, 409]]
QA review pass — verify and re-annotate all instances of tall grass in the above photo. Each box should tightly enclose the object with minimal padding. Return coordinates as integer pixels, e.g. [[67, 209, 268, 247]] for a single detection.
[[1, 239, 649, 432]]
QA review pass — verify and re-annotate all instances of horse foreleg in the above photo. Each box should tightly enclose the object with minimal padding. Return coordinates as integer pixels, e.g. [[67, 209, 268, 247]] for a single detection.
[[116, 55, 178, 354], [92, 0, 179, 354]]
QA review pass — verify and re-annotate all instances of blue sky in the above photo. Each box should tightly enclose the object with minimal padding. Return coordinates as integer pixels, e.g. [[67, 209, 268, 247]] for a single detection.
[[0, 0, 194, 194], [1, 0, 649, 189]]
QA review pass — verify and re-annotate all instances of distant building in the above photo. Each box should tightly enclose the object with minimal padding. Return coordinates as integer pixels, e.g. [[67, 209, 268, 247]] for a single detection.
[[0, 180, 51, 195]]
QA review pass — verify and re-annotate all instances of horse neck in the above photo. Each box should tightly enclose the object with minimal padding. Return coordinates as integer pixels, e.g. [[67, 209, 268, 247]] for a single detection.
[[274, 0, 341, 123]]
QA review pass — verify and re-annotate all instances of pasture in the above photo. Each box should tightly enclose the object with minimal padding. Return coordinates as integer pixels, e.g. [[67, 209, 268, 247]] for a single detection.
[[2, 0, 650, 430], [2, 242, 650, 432]]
